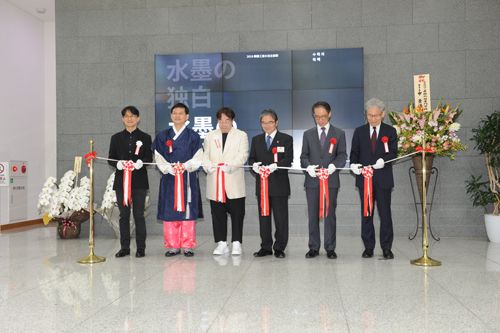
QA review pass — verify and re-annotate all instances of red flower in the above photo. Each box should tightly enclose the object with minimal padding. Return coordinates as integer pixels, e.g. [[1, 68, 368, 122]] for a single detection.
[[381, 136, 388, 143], [272, 147, 277, 154], [330, 138, 337, 144], [166, 140, 172, 147]]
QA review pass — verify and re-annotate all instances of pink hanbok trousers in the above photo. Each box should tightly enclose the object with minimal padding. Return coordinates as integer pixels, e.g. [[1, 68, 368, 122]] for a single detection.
[[163, 221, 196, 249]]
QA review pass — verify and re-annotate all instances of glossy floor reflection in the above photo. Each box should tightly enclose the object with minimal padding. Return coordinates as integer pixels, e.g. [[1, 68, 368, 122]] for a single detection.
[[1, 226, 500, 332]]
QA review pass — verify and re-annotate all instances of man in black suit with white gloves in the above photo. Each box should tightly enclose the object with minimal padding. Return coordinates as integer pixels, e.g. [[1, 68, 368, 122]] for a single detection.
[[249, 109, 293, 259], [350, 98, 398, 259]]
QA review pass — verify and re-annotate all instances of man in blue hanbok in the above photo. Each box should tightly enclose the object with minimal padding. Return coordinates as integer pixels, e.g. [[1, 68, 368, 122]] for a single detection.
[[152, 103, 203, 257]]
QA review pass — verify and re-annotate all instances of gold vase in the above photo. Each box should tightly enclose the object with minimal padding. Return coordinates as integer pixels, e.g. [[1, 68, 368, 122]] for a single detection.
[[412, 154, 434, 203]]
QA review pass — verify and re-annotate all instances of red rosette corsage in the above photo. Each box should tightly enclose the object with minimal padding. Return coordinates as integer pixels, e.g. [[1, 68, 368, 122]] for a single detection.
[[382, 136, 389, 153], [328, 138, 337, 154], [166, 140, 173, 153], [272, 147, 278, 162]]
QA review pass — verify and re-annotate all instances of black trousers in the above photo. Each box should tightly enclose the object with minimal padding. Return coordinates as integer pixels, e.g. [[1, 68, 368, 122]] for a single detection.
[[210, 196, 245, 243], [358, 185, 394, 250], [306, 187, 338, 252], [116, 189, 147, 250], [256, 195, 289, 251]]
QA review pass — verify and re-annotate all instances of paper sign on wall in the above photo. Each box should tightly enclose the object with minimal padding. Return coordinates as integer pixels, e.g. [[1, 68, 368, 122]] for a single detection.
[[0, 162, 9, 186]]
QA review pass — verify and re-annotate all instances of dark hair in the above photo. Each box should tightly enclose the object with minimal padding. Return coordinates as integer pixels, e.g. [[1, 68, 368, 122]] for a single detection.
[[171, 102, 189, 115], [121, 106, 139, 117], [216, 107, 235, 120], [311, 101, 331, 115], [260, 109, 278, 122]]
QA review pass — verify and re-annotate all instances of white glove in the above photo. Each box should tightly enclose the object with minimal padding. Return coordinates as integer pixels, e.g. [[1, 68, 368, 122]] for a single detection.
[[133, 159, 143, 170], [221, 164, 231, 173], [207, 164, 217, 174], [268, 163, 278, 173], [327, 163, 336, 175], [373, 158, 385, 170], [163, 163, 174, 175], [306, 165, 318, 178], [116, 160, 124, 170], [252, 162, 261, 174], [184, 162, 192, 172], [350, 163, 362, 175]]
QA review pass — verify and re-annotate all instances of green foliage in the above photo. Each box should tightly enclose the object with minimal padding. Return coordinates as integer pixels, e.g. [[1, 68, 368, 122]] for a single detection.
[[470, 110, 500, 168], [465, 175, 496, 214]]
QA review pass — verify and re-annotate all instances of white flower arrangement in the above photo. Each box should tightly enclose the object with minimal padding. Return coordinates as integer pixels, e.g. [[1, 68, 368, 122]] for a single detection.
[[100, 172, 117, 210], [37, 171, 91, 222]]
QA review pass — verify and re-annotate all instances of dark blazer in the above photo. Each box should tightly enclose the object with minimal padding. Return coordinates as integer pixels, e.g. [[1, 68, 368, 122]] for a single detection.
[[300, 124, 347, 188], [248, 131, 293, 197], [350, 122, 398, 189], [108, 128, 152, 191]]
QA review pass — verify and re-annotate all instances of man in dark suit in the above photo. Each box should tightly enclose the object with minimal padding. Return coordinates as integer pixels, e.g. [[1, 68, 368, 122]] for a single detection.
[[249, 109, 293, 259], [108, 106, 152, 258], [300, 101, 347, 259], [350, 98, 398, 259]]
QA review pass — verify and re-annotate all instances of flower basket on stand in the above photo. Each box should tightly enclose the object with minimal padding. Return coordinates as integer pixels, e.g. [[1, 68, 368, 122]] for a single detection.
[[389, 99, 467, 238]]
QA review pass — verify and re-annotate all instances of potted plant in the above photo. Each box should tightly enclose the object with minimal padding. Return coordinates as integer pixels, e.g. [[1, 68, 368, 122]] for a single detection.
[[37, 171, 91, 238], [465, 110, 500, 243]]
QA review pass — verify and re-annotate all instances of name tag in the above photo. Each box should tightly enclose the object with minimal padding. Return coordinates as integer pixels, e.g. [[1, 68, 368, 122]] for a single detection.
[[277, 146, 285, 153]]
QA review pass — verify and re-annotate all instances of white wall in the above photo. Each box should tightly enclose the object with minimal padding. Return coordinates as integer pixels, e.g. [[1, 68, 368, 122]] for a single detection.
[[45, 21, 56, 180], [0, 0, 56, 225]]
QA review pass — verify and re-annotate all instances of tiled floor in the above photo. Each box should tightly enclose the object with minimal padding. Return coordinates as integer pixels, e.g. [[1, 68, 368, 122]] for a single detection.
[[1, 226, 500, 332]]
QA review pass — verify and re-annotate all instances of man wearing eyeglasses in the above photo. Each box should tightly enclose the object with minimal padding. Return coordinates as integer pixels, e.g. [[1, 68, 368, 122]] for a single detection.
[[249, 109, 293, 259], [108, 106, 152, 258], [300, 101, 347, 259], [202, 107, 249, 255], [350, 98, 398, 260]]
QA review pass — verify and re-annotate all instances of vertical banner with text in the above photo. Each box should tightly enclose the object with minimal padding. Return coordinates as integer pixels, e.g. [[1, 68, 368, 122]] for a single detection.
[[414, 74, 431, 112]]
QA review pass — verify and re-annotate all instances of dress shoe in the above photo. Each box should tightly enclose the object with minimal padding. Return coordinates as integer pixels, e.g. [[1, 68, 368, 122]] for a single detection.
[[274, 250, 285, 258], [115, 249, 130, 258], [362, 249, 374, 258], [165, 249, 180, 257], [326, 250, 337, 259], [305, 249, 319, 258], [383, 249, 394, 259], [136, 249, 145, 258], [253, 248, 273, 257], [184, 248, 194, 257]]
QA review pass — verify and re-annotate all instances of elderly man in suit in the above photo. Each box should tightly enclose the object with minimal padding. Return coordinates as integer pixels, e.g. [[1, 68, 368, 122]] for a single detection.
[[202, 107, 249, 255], [350, 98, 398, 259], [108, 106, 152, 258], [249, 109, 293, 259], [300, 101, 347, 259]]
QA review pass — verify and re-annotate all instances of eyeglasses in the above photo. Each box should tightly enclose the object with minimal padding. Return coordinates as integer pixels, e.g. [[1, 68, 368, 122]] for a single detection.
[[123, 114, 137, 119], [367, 114, 383, 119], [314, 115, 329, 120], [218, 120, 232, 124], [261, 121, 275, 126]]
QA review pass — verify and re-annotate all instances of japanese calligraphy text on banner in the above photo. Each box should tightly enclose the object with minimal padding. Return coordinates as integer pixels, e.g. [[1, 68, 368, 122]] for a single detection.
[[414, 74, 431, 112]]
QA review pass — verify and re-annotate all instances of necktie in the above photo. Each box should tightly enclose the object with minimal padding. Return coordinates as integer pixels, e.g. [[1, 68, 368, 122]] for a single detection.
[[371, 127, 377, 152], [266, 135, 272, 150], [320, 127, 326, 149]]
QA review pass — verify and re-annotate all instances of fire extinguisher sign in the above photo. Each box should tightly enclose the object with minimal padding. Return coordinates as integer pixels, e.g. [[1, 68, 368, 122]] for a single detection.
[[0, 162, 9, 186]]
